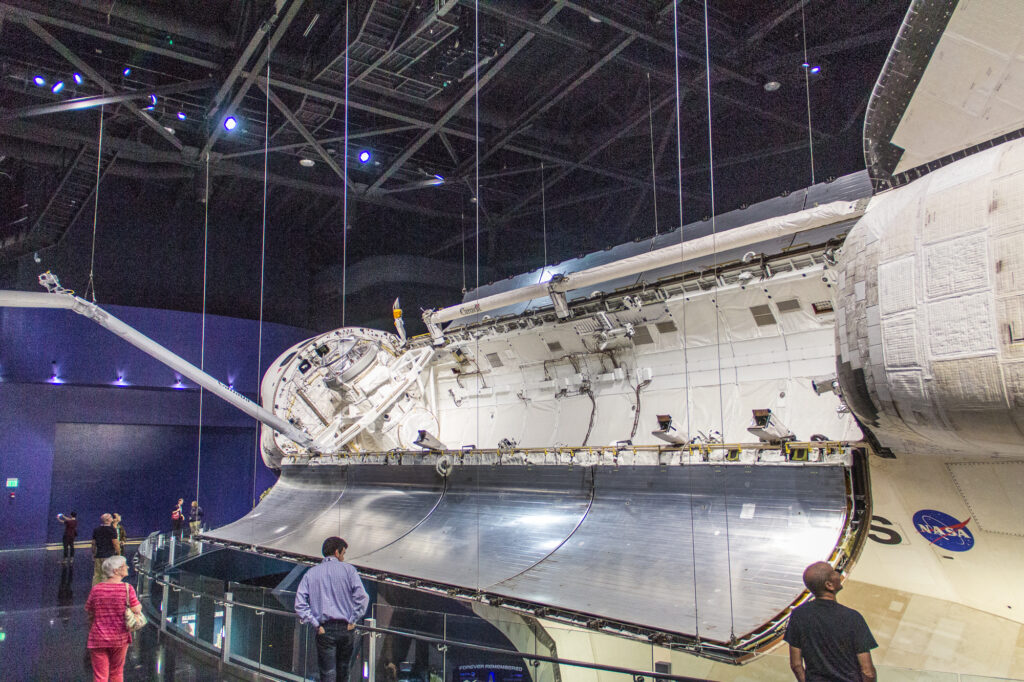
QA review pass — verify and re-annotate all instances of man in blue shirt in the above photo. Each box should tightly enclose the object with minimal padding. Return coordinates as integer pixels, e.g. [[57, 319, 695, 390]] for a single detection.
[[295, 536, 370, 682]]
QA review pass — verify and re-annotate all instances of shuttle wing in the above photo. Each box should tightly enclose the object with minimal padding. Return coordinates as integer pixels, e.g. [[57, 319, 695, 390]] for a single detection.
[[865, 0, 1024, 189]]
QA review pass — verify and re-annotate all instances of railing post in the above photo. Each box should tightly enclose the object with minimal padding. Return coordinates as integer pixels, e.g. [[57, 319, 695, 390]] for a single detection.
[[222, 591, 233, 664], [168, 535, 176, 566], [366, 618, 376, 682], [160, 580, 169, 633]]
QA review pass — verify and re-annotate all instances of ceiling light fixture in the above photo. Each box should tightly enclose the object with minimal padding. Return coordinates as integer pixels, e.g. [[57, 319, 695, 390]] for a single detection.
[[123, 67, 131, 76], [358, 150, 371, 163], [299, 158, 315, 167], [33, 76, 46, 87], [810, 65, 821, 75], [764, 81, 781, 92], [177, 112, 187, 120], [73, 73, 83, 85], [51, 81, 65, 93], [224, 116, 237, 131]]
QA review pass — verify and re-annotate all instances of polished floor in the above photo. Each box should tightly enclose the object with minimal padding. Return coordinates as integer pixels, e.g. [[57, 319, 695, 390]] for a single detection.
[[0, 545, 228, 681]]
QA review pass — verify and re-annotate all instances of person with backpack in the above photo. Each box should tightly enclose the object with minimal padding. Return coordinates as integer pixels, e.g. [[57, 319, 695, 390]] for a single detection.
[[171, 498, 184, 538]]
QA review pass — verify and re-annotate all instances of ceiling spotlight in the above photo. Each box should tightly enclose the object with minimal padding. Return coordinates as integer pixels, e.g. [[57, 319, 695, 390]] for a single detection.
[[299, 158, 315, 167], [177, 111, 186, 120], [123, 67, 131, 76], [358, 150, 371, 163], [801, 62, 810, 69], [33, 76, 46, 87], [431, 174, 445, 185], [150, 94, 158, 106], [810, 65, 821, 75], [51, 81, 65, 93], [588, 15, 602, 23], [223, 116, 237, 131], [764, 81, 781, 92], [73, 73, 83, 85]]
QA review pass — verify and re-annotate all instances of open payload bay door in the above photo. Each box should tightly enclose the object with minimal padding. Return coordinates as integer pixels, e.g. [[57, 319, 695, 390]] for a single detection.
[[205, 459, 864, 657]]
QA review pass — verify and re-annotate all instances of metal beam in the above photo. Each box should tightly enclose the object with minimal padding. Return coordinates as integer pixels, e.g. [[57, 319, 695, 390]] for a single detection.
[[257, 75, 672, 190], [514, 183, 634, 216], [220, 124, 421, 160], [207, 0, 289, 117], [466, 0, 816, 137], [259, 81, 355, 190], [0, 2, 220, 69], [452, 32, 638, 182], [756, 29, 895, 73], [503, 142, 680, 196], [50, 0, 234, 49], [736, 0, 810, 55], [199, 0, 306, 160], [312, 0, 379, 82], [438, 132, 460, 166], [499, 90, 679, 220], [1, 79, 216, 120], [0, 119, 464, 221], [367, 2, 567, 193], [349, 3, 443, 88], [252, 73, 481, 144], [562, 1, 757, 87], [17, 16, 184, 150]]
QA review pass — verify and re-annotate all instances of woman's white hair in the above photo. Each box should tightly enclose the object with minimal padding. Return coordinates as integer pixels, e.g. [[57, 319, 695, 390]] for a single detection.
[[101, 554, 127, 578]]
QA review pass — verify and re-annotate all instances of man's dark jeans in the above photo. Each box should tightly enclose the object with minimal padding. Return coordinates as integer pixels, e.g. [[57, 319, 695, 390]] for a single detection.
[[315, 621, 354, 682]]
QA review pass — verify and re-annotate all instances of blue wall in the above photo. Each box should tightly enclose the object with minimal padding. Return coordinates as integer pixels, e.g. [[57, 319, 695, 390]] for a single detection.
[[0, 303, 313, 548]]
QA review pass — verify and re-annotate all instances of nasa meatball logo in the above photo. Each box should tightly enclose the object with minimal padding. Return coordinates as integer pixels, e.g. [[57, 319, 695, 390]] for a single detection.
[[913, 509, 974, 551]]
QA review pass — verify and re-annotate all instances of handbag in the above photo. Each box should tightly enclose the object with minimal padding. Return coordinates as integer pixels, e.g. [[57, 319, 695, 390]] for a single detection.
[[124, 583, 147, 632]]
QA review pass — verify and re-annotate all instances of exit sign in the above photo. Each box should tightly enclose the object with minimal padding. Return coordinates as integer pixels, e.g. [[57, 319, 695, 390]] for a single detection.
[[5, 478, 18, 488]]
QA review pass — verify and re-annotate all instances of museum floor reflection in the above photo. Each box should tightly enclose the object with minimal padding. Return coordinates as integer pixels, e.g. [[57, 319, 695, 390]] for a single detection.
[[0, 546, 224, 681]]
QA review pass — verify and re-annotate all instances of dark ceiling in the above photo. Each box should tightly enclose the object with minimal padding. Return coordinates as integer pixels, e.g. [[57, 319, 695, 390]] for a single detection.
[[0, 0, 907, 332]]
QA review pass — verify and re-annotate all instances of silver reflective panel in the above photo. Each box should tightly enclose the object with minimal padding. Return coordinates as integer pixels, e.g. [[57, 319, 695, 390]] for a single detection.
[[492, 465, 847, 639], [205, 463, 847, 642], [210, 465, 347, 547], [357, 466, 592, 588]]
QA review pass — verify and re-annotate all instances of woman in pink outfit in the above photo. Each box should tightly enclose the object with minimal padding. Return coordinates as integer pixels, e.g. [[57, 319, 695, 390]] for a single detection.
[[85, 554, 142, 682]]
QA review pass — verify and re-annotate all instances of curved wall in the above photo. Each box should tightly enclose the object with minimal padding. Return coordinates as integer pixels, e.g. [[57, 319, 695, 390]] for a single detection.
[[0, 303, 311, 547]]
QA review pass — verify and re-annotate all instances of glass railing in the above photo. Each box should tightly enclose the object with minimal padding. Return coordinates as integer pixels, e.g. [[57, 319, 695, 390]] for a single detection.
[[133, 533, 1021, 682]]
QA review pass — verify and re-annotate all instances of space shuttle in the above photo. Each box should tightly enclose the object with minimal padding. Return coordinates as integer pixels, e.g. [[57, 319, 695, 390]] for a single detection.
[[2, 0, 1022, 677]]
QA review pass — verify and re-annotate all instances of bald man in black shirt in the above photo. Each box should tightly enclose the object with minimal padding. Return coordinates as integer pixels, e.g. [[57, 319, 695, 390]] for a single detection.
[[784, 561, 877, 681]]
